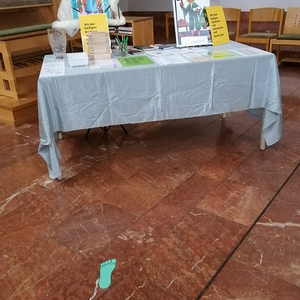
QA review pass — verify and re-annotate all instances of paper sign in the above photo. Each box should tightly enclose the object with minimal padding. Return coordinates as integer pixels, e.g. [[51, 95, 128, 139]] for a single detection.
[[79, 13, 109, 54], [206, 6, 229, 46], [40, 62, 65, 77]]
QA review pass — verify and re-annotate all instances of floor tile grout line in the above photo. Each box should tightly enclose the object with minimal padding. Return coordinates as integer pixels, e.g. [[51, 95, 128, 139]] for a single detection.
[[195, 161, 300, 300]]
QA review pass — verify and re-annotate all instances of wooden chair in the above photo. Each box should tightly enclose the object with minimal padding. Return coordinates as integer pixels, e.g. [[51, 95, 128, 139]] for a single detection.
[[237, 7, 284, 51], [269, 7, 300, 63], [223, 7, 241, 41], [165, 12, 174, 40]]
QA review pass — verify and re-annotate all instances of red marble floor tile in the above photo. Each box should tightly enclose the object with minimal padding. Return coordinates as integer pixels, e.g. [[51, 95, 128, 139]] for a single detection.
[[0, 239, 81, 300], [92, 201, 191, 278], [197, 117, 251, 144], [58, 129, 121, 160], [231, 122, 263, 155], [0, 209, 48, 255], [283, 87, 300, 107], [279, 128, 300, 153], [0, 123, 18, 149], [97, 273, 181, 300], [0, 154, 48, 201], [173, 135, 220, 171], [52, 128, 132, 181], [233, 195, 300, 287], [281, 103, 299, 122], [201, 259, 300, 300], [229, 140, 300, 192], [47, 202, 136, 259], [139, 150, 200, 191], [279, 65, 300, 99], [282, 106, 300, 133], [0, 211, 80, 300], [0, 123, 40, 169], [39, 259, 105, 300], [196, 179, 274, 226], [123, 120, 166, 139], [132, 125, 185, 155], [130, 209, 247, 299], [14, 122, 40, 146], [104, 169, 171, 216], [274, 163, 300, 204], [160, 172, 221, 214], [280, 80, 300, 101], [130, 116, 218, 145], [92, 144, 154, 180], [198, 149, 246, 181], [58, 161, 125, 203], [0, 183, 97, 227]]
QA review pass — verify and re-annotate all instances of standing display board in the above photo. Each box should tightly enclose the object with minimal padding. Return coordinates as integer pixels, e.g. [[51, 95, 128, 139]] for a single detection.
[[172, 0, 212, 47], [206, 5, 229, 46], [71, 0, 111, 19], [79, 13, 109, 54]]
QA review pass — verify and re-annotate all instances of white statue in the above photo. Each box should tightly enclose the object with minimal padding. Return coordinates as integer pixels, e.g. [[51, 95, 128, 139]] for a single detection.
[[108, 0, 126, 26], [52, 0, 126, 37]]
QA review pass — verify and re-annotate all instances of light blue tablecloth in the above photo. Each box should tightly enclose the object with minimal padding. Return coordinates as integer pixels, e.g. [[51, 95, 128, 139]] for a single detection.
[[38, 41, 282, 179]]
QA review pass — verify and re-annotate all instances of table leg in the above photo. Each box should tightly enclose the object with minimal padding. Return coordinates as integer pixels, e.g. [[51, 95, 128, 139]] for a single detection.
[[260, 135, 266, 150], [260, 109, 266, 150]]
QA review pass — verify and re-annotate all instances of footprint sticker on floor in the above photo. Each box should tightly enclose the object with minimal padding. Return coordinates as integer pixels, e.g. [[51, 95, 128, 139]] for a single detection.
[[99, 259, 116, 289]]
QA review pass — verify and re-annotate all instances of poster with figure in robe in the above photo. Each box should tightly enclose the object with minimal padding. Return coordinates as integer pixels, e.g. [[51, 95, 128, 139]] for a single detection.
[[71, 0, 110, 19], [172, 0, 212, 47]]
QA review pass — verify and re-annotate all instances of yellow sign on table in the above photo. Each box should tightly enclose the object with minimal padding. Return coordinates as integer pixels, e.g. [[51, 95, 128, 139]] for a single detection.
[[206, 6, 229, 46], [79, 13, 109, 54]]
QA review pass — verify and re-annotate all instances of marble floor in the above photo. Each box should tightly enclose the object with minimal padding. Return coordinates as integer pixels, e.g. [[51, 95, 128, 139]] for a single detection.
[[1, 59, 300, 299]]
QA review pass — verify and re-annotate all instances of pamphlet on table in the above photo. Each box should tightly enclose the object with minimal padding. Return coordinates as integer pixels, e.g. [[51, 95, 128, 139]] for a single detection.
[[117, 55, 155, 67]]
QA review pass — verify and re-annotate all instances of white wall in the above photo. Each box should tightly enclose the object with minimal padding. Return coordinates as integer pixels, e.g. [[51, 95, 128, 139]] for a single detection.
[[119, 0, 128, 12], [217, 0, 297, 11], [122, 0, 298, 12]]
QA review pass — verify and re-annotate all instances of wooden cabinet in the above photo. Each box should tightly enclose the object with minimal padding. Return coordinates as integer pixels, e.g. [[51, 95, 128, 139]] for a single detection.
[[110, 16, 154, 46]]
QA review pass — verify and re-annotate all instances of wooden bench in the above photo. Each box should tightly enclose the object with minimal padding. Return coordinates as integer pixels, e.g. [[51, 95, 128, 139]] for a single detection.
[[165, 12, 174, 40], [0, 0, 59, 126], [0, 25, 55, 126], [0, 24, 52, 99]]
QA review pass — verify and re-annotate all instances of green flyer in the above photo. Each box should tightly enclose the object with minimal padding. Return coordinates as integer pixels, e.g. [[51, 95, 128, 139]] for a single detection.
[[118, 55, 155, 67]]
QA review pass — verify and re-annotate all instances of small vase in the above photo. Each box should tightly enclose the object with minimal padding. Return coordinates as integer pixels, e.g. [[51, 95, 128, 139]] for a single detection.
[[47, 28, 67, 59]]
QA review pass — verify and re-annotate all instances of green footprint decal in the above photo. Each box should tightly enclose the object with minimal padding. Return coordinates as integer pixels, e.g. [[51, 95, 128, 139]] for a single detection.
[[99, 259, 116, 289]]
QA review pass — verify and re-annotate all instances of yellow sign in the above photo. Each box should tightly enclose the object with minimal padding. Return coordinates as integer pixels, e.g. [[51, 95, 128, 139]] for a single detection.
[[79, 13, 109, 54], [206, 6, 229, 46]]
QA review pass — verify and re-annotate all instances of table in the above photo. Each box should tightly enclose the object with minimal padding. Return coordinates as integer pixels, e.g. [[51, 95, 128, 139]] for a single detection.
[[38, 41, 282, 180]]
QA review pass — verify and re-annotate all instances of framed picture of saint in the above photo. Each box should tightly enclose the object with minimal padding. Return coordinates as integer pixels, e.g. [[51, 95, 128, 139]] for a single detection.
[[172, 0, 212, 47]]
